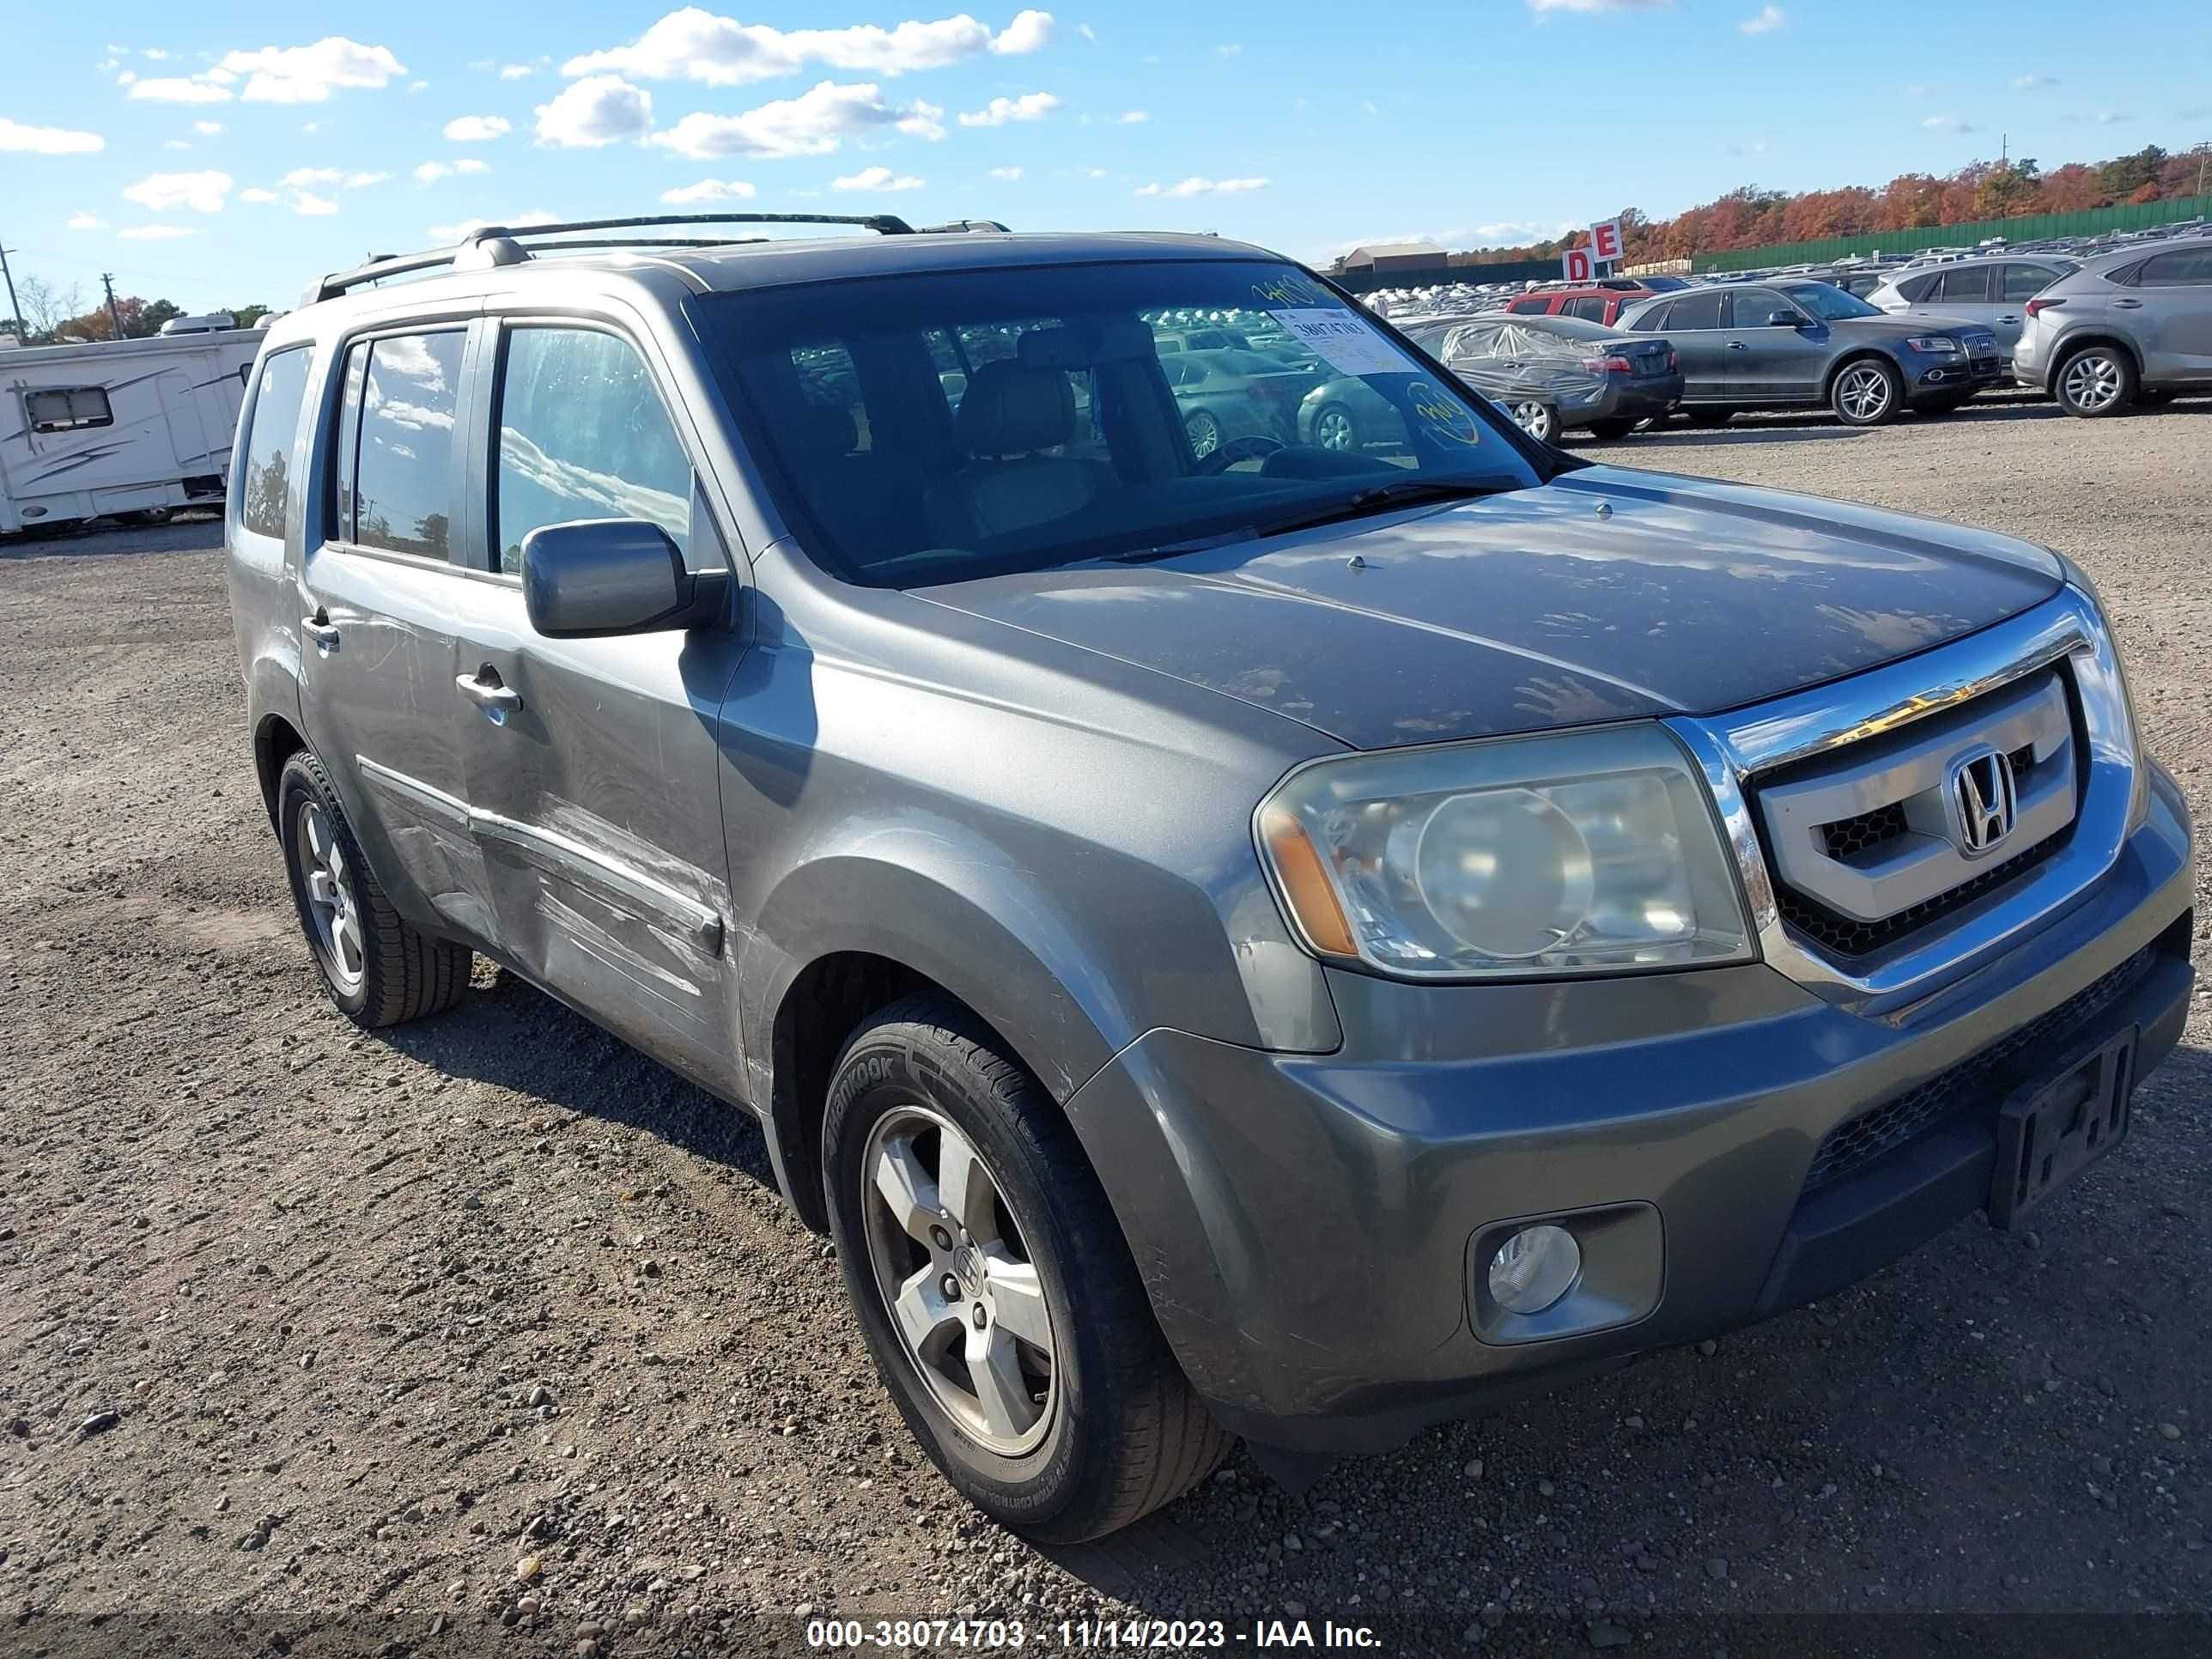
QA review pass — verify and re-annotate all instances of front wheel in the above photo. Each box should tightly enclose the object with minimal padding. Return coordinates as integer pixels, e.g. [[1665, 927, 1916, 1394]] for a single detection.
[[823, 994, 1230, 1541], [1182, 409, 1222, 459], [2055, 345, 2136, 417], [1831, 359, 1903, 426], [1308, 400, 1359, 452], [1508, 400, 1559, 443]]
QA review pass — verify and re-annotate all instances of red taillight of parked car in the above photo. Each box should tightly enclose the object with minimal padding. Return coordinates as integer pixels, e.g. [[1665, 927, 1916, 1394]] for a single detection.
[[1584, 355, 1638, 374], [2023, 298, 2061, 319], [1665, 349, 1679, 372]]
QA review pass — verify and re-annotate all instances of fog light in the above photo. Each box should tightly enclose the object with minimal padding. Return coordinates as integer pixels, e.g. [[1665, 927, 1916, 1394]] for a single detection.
[[1487, 1224, 1582, 1315]]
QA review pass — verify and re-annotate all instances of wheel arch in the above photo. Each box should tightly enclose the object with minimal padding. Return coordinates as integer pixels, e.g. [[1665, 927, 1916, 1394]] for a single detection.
[[743, 854, 1133, 1235], [253, 711, 309, 828], [1820, 348, 1901, 404], [2043, 331, 2142, 392]]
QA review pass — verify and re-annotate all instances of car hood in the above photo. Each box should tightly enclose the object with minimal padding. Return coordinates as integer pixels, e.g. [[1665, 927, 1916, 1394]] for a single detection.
[[1830, 312, 1988, 342], [919, 465, 2065, 750]]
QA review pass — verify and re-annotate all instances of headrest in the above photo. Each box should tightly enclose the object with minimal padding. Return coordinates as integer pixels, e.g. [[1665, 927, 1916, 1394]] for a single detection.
[[791, 402, 859, 459], [957, 360, 1073, 457]]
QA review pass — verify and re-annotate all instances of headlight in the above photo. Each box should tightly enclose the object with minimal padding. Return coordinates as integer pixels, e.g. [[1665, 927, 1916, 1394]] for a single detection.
[[1256, 724, 1754, 980], [1905, 336, 1963, 355]]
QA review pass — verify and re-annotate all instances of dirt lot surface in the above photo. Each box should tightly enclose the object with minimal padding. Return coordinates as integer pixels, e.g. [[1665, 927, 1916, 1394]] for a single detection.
[[3, 397, 2209, 1658]]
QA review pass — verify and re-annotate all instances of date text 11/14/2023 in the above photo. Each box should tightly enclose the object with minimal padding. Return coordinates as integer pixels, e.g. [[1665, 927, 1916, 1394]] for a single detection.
[[805, 1618, 1384, 1650]]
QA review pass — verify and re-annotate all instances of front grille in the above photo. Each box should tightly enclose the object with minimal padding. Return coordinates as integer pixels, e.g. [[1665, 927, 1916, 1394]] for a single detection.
[[1775, 836, 2061, 958], [1753, 667, 2080, 962], [1803, 945, 2155, 1191]]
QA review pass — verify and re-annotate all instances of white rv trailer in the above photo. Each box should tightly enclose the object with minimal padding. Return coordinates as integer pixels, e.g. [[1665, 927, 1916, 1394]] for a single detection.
[[0, 328, 261, 534]]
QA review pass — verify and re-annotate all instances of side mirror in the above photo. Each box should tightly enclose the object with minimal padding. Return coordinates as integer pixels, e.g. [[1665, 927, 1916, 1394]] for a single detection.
[[1765, 309, 1802, 328], [520, 519, 727, 639]]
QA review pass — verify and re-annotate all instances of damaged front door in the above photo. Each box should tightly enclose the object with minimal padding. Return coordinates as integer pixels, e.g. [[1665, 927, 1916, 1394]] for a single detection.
[[452, 319, 745, 1087]]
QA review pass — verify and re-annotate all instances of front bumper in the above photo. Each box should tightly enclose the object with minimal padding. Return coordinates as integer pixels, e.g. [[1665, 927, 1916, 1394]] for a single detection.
[[1066, 766, 2194, 1455], [1907, 351, 2003, 400]]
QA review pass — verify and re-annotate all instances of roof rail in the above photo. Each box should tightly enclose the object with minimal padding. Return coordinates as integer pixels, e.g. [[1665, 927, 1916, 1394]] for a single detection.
[[301, 210, 990, 306]]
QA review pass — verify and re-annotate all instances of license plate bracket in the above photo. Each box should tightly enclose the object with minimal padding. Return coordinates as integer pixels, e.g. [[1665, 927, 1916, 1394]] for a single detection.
[[1990, 1026, 2136, 1231]]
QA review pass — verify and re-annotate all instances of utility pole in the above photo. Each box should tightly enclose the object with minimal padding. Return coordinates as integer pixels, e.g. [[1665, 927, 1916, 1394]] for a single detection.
[[100, 271, 123, 341], [0, 243, 21, 338]]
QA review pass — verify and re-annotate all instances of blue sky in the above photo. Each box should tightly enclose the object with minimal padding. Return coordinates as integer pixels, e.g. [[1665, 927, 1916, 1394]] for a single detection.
[[4, 1, 2209, 313]]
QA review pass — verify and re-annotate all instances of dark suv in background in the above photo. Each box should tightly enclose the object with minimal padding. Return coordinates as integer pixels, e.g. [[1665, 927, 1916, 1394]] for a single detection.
[[1623, 278, 2001, 425]]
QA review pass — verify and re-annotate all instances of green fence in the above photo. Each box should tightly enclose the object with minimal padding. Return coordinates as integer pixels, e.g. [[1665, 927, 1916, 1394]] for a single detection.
[[1693, 197, 2211, 272]]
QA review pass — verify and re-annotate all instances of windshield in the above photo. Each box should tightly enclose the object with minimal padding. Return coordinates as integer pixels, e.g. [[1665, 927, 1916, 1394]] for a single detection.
[[702, 259, 1543, 588], [1781, 282, 1883, 321]]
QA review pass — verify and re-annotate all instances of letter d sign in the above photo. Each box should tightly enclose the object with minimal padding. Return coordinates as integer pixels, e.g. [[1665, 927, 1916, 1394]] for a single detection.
[[1561, 246, 1595, 283]]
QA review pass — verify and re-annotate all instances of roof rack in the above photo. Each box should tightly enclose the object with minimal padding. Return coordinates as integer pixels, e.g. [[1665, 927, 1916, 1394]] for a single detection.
[[302, 211, 1008, 306]]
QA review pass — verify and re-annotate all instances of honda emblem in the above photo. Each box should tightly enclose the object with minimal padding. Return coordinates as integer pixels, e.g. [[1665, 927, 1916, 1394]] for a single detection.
[[1951, 746, 2017, 856]]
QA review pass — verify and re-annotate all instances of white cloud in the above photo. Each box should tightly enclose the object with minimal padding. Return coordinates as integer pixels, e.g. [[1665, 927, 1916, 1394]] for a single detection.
[[122, 168, 233, 213], [833, 164, 924, 191], [164, 139, 192, 150], [428, 210, 558, 241], [988, 165, 1024, 180], [1215, 42, 1241, 56], [240, 186, 280, 204], [1077, 22, 1097, 41], [2063, 109, 2134, 125], [193, 119, 225, 135], [536, 75, 653, 147], [2012, 72, 2057, 90], [499, 64, 538, 81], [1528, 0, 1671, 12], [957, 91, 1059, 127], [565, 7, 1057, 86], [990, 9, 1055, 54], [444, 113, 512, 142], [345, 170, 389, 187], [413, 157, 492, 183], [1084, 166, 1108, 178], [119, 224, 198, 240], [1739, 4, 1784, 33], [647, 79, 942, 158], [1116, 109, 1148, 124], [661, 177, 757, 204], [217, 37, 407, 103], [1922, 113, 1978, 133], [67, 211, 108, 230], [128, 75, 233, 104], [143, 48, 169, 60], [283, 167, 339, 186], [409, 79, 428, 92], [1722, 137, 1771, 156], [293, 191, 339, 216], [1134, 175, 1267, 198]]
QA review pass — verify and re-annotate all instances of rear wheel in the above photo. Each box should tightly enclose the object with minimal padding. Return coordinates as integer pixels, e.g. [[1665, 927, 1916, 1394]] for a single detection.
[[1831, 358, 1903, 426], [2054, 345, 2136, 418], [276, 750, 470, 1027], [1182, 409, 1222, 459], [1584, 417, 1637, 441], [824, 994, 1230, 1541]]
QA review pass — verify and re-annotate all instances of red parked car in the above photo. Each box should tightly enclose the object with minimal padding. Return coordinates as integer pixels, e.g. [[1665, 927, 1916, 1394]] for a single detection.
[[1505, 276, 1692, 326]]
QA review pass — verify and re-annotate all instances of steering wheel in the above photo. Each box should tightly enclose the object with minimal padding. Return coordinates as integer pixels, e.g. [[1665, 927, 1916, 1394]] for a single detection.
[[1194, 434, 1285, 475]]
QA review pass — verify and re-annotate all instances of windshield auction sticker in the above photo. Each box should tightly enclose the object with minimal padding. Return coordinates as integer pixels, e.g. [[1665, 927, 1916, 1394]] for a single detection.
[[1268, 307, 1413, 378]]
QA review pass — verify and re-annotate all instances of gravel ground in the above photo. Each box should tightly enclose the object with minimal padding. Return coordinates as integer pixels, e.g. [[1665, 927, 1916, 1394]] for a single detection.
[[3, 397, 2208, 1659]]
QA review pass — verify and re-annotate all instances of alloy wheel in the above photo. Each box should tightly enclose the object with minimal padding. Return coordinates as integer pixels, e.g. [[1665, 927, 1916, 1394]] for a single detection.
[[1314, 407, 1356, 451], [295, 798, 364, 993], [1510, 401, 1555, 441], [2061, 351, 2123, 413], [1837, 364, 1893, 422], [1184, 410, 1221, 459], [861, 1105, 1059, 1455]]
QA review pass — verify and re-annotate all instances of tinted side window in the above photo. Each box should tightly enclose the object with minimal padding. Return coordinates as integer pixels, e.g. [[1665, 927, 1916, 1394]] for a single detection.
[[1562, 296, 1608, 321], [339, 331, 465, 561], [495, 327, 693, 577], [2137, 248, 2212, 286], [2002, 264, 2057, 301], [1724, 290, 1787, 326], [240, 347, 310, 540], [1662, 290, 1725, 331], [1897, 273, 1938, 303], [1506, 296, 1549, 314], [1934, 266, 1993, 303]]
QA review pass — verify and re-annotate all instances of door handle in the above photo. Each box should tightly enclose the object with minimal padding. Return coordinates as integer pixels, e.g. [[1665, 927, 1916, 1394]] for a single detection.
[[456, 669, 523, 722], [2112, 298, 2142, 309], [302, 615, 340, 653], [1724, 341, 1749, 350], [1997, 315, 2020, 325]]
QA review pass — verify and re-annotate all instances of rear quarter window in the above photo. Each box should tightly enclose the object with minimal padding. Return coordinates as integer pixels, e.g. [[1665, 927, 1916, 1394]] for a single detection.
[[331, 331, 466, 561], [238, 348, 312, 541]]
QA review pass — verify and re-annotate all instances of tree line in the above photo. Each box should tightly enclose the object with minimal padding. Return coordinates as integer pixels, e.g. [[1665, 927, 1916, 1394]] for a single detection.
[[3, 276, 271, 346], [1461, 143, 2209, 269]]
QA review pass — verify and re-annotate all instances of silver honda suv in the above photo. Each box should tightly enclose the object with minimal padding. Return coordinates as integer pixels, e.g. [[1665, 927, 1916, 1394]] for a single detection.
[[225, 214, 2197, 1541], [2014, 236, 2212, 415]]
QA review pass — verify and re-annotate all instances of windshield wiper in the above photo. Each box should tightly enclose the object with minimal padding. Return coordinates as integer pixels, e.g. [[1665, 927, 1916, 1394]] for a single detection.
[[1240, 477, 1515, 540]]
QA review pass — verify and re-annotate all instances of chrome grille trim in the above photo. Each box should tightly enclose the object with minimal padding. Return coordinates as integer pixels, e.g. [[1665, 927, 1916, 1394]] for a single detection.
[[1666, 586, 2142, 1012]]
